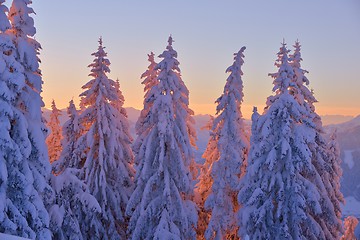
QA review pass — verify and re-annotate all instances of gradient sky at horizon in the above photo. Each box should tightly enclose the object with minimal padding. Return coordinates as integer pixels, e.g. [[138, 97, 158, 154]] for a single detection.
[[21, 0, 360, 119]]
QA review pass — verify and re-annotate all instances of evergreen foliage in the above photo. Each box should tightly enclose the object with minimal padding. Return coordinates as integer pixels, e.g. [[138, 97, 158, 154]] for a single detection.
[[0, 0, 53, 238], [341, 216, 358, 240], [49, 168, 103, 240], [0, 5, 348, 237], [52, 100, 82, 174], [197, 47, 249, 239], [46, 100, 62, 163], [133, 52, 159, 160], [77, 38, 134, 239], [238, 42, 337, 239], [290, 41, 344, 238], [51, 99, 105, 240], [126, 36, 198, 240]]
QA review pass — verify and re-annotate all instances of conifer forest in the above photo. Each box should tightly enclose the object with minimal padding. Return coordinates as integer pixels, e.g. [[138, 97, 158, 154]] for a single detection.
[[0, 1, 359, 240]]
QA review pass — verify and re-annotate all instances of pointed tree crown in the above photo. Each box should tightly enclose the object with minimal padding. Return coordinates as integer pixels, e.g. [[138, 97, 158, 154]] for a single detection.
[[46, 100, 62, 163], [134, 52, 159, 141], [289, 40, 317, 106], [77, 38, 134, 239], [80, 37, 116, 109], [269, 42, 294, 94], [52, 99, 82, 174], [216, 46, 246, 114], [127, 36, 197, 240], [88, 37, 111, 77], [156, 35, 180, 75], [50, 99, 61, 120], [67, 99, 78, 119], [141, 51, 158, 93]]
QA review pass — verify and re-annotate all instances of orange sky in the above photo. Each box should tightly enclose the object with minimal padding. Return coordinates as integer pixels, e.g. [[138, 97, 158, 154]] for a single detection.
[[35, 1, 359, 119]]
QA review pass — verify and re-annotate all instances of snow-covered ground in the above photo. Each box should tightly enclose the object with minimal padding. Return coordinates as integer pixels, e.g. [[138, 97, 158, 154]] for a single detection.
[[0, 233, 30, 240], [342, 196, 360, 218], [344, 150, 355, 169]]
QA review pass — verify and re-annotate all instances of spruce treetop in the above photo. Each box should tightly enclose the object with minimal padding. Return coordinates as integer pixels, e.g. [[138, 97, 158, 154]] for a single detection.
[[250, 106, 260, 139], [47, 99, 62, 163], [134, 51, 159, 142], [155, 34, 196, 150], [88, 37, 111, 77], [67, 99, 78, 117], [115, 79, 125, 101], [156, 35, 180, 74], [290, 41, 303, 69], [252, 106, 259, 119], [226, 46, 246, 76], [148, 51, 155, 61], [80, 37, 117, 108], [52, 99, 81, 174], [50, 99, 61, 117], [216, 46, 246, 114], [290, 40, 317, 106], [141, 51, 158, 91], [269, 42, 294, 95]]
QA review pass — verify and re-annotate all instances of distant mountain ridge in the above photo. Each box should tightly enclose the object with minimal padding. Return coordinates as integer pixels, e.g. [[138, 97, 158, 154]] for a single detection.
[[42, 107, 357, 129], [321, 115, 354, 126], [324, 115, 360, 202], [43, 107, 360, 201]]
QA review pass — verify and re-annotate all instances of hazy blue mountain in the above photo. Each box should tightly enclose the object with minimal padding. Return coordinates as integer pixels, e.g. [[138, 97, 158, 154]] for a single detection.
[[43, 108, 360, 202]]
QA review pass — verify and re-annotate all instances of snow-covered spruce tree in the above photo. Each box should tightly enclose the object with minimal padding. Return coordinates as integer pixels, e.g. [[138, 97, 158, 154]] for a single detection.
[[290, 41, 343, 238], [197, 47, 249, 239], [46, 100, 62, 163], [8, 0, 52, 181], [111, 78, 134, 167], [49, 168, 104, 240], [112, 79, 126, 116], [139, 52, 158, 111], [77, 38, 134, 239], [326, 130, 344, 234], [238, 42, 332, 239], [288, 41, 316, 107], [195, 115, 215, 239], [133, 52, 159, 158], [248, 107, 261, 159], [126, 36, 197, 240], [50, 99, 104, 240], [0, 1, 38, 237], [0, 41, 39, 237], [52, 99, 82, 173], [1, 0, 53, 238]]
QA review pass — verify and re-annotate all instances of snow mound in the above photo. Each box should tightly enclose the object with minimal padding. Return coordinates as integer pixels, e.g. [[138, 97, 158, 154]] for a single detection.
[[344, 150, 355, 169], [0, 233, 30, 240]]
